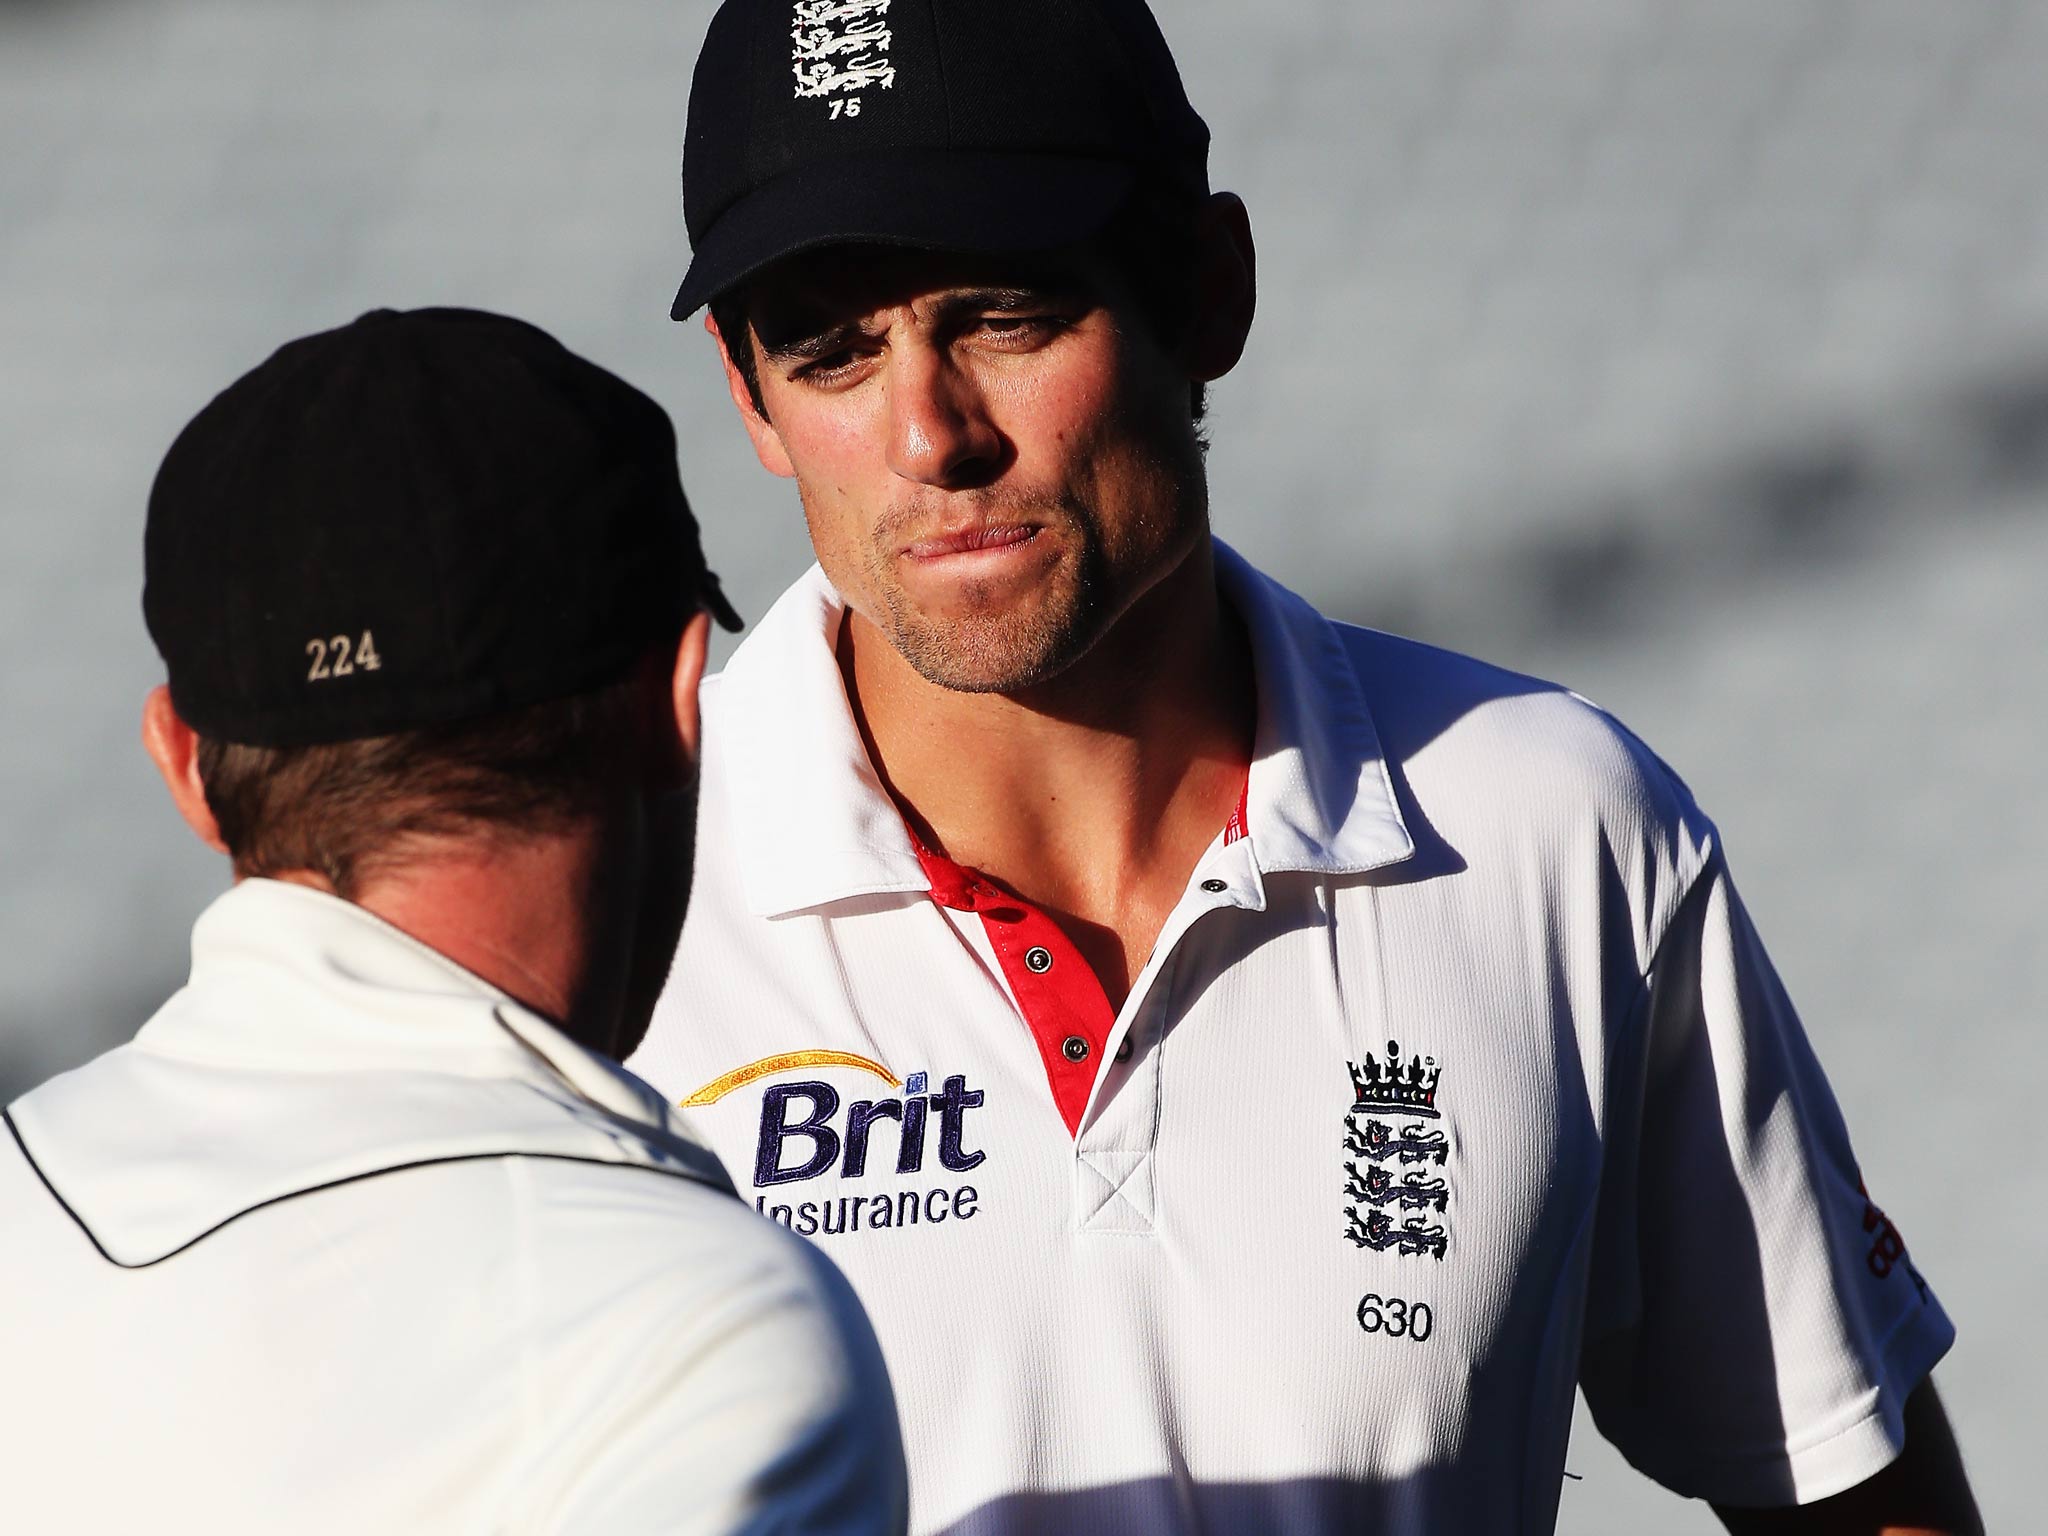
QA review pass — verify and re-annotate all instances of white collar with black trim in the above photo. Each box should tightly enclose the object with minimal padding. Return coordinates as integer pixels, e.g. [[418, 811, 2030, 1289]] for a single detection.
[[5, 879, 730, 1267]]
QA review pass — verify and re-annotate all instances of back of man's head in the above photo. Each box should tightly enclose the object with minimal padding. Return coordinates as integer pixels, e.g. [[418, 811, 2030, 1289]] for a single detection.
[[140, 309, 740, 1040]]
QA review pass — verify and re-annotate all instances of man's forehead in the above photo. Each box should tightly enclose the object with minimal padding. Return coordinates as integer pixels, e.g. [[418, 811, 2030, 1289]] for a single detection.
[[742, 244, 1100, 339]]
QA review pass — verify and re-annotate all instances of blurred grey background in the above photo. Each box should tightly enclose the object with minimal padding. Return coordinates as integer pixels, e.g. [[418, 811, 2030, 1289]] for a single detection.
[[2, 0, 2039, 1528]]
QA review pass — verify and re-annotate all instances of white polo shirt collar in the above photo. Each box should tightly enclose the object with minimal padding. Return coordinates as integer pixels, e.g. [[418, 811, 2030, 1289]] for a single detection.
[[716, 538, 1415, 919], [6, 878, 730, 1267]]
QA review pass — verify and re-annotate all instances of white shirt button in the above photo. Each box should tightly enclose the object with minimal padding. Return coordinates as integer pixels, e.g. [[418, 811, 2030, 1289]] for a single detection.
[[1062, 1036, 1090, 1062]]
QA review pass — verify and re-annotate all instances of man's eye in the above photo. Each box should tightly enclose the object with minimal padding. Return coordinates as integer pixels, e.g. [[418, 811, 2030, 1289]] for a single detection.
[[978, 314, 1062, 340], [792, 348, 869, 384]]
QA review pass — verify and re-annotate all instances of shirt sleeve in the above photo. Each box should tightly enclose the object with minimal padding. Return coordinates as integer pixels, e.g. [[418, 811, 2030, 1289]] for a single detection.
[[1579, 848, 1954, 1507]]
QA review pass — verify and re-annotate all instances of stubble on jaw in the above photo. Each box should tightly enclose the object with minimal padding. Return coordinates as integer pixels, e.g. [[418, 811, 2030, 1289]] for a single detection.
[[814, 488, 1118, 695], [810, 438, 1205, 697]]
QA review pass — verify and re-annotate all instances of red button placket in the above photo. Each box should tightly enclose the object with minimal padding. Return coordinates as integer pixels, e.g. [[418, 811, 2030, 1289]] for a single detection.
[[903, 772, 1250, 1138], [910, 837, 1116, 1137], [977, 897, 1115, 1135]]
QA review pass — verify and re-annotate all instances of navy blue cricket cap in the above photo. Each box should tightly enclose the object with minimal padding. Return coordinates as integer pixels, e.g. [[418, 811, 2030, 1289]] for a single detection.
[[671, 0, 1211, 319], [144, 307, 743, 749]]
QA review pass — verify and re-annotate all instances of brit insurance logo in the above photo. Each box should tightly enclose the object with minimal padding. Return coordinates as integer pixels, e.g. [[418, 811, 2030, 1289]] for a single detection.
[[682, 1050, 988, 1239], [792, 0, 895, 118], [1342, 1039, 1450, 1261]]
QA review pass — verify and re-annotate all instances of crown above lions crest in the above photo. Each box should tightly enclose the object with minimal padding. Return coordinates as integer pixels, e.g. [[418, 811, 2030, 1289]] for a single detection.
[[1348, 1039, 1443, 1118]]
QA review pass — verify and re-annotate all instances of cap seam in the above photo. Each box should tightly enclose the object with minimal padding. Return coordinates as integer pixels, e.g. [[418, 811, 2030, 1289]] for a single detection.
[[390, 340, 466, 694]]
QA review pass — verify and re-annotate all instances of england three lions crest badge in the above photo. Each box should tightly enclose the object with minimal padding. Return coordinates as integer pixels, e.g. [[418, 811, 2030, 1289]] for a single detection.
[[1343, 1039, 1450, 1260]]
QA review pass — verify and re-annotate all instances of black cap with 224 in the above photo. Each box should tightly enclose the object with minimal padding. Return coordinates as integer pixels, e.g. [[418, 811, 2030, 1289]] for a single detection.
[[672, 0, 1211, 317], [144, 307, 742, 749]]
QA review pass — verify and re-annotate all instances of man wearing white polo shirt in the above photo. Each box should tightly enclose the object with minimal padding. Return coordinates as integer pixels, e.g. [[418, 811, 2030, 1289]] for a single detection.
[[634, 1, 1978, 1531]]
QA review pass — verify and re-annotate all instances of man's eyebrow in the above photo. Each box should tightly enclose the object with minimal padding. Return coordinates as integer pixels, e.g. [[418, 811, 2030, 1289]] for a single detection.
[[759, 283, 1086, 365], [759, 319, 872, 367], [928, 284, 1084, 319]]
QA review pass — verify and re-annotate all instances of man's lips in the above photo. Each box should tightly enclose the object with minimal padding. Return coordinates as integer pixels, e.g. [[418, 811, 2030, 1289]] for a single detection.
[[901, 523, 1040, 561]]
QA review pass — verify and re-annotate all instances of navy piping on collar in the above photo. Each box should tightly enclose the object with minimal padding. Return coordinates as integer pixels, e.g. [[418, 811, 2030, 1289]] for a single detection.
[[2, 1106, 734, 1272]]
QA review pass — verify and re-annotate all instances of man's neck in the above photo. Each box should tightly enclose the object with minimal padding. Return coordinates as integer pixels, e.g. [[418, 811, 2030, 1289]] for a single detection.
[[841, 539, 1254, 1002], [271, 825, 635, 1055]]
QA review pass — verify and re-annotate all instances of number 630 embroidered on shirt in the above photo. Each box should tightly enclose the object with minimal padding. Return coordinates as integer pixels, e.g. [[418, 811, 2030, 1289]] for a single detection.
[[1357, 1292, 1435, 1342]]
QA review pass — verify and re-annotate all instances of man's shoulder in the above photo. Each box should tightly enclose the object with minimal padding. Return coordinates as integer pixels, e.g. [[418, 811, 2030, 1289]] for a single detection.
[[0, 1057, 819, 1310], [514, 1149, 814, 1285], [1333, 620, 1704, 834], [513, 1153, 894, 1466], [1224, 549, 1701, 846], [513, 1156, 861, 1368], [1319, 620, 1721, 960]]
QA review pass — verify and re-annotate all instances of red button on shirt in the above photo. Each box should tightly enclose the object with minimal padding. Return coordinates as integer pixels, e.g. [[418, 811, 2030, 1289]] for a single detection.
[[905, 777, 1250, 1137]]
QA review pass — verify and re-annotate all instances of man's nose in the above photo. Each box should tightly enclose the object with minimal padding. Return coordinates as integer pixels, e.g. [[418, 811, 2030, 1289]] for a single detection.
[[884, 347, 1004, 488]]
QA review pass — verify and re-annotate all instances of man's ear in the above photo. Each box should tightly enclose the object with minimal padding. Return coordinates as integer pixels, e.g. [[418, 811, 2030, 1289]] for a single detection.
[[670, 608, 712, 764], [141, 686, 229, 856], [705, 312, 796, 480], [667, 614, 716, 774], [635, 610, 714, 797], [1182, 191, 1257, 384]]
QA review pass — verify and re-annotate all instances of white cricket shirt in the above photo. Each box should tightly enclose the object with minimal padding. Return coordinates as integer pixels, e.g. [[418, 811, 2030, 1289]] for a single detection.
[[632, 542, 1954, 1535], [0, 879, 907, 1536]]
